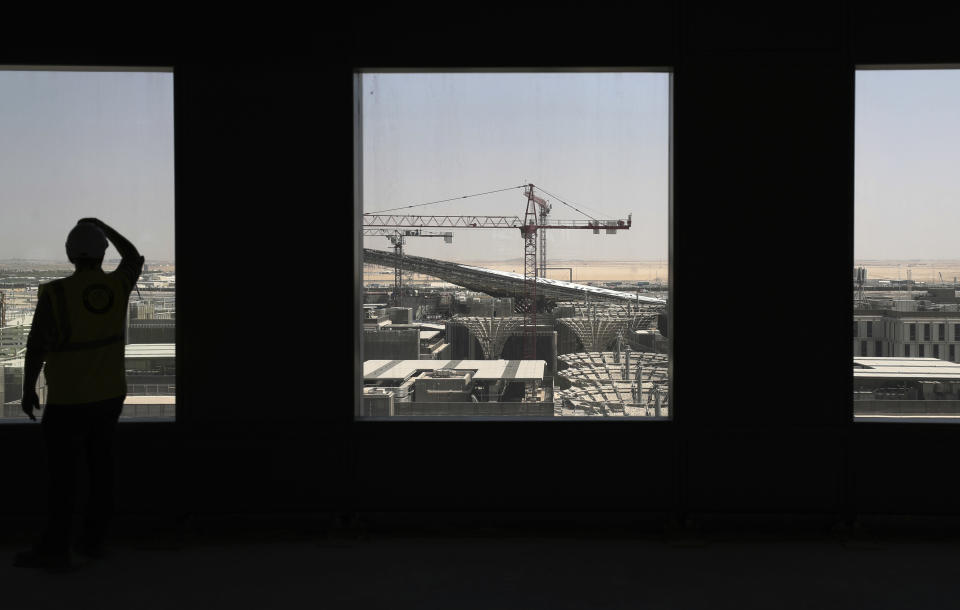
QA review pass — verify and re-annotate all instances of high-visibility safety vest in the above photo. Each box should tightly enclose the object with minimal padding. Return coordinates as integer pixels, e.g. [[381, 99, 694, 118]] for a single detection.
[[41, 269, 131, 405]]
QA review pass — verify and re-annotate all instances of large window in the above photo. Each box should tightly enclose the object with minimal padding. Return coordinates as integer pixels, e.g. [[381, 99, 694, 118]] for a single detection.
[[357, 71, 671, 418], [854, 68, 960, 422], [0, 68, 175, 421]]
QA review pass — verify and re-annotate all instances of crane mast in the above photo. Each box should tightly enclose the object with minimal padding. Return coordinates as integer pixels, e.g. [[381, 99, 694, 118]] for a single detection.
[[521, 187, 539, 371], [520, 184, 552, 278], [363, 228, 453, 306]]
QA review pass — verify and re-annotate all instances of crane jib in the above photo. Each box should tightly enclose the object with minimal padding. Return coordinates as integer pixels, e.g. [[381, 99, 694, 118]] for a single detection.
[[362, 216, 630, 230]]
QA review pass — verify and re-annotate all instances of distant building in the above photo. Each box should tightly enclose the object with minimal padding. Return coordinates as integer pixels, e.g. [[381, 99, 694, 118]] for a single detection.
[[127, 318, 175, 344], [451, 295, 514, 317], [363, 322, 451, 361], [123, 343, 176, 399], [0, 322, 29, 357], [0, 358, 46, 417], [854, 310, 960, 361]]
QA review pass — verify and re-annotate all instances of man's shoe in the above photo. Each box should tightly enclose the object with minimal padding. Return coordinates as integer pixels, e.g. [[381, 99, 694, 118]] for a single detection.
[[12, 549, 72, 572]]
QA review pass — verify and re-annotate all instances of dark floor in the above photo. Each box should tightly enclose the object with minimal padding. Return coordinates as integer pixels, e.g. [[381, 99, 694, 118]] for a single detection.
[[3, 516, 960, 610]]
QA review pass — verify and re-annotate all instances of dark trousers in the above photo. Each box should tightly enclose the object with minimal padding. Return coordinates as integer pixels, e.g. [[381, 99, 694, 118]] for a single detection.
[[39, 398, 124, 554]]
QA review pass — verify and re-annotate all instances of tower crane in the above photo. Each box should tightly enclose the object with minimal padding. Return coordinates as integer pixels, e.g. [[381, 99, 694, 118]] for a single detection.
[[524, 185, 552, 278], [363, 228, 453, 306], [364, 183, 632, 400]]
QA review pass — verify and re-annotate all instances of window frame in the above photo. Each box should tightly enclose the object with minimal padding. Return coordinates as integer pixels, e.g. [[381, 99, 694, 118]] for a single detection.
[[0, 65, 177, 426], [855, 63, 960, 425], [353, 68, 675, 422]]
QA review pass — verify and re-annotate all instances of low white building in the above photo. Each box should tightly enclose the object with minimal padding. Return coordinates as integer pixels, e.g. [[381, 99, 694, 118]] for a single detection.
[[854, 310, 960, 361]]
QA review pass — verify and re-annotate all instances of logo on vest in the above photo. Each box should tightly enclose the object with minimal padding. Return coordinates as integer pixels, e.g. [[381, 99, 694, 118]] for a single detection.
[[82, 284, 115, 314]]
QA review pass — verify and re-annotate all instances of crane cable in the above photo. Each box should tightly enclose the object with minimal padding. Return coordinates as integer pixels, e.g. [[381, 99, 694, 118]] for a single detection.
[[368, 185, 528, 213], [368, 182, 617, 222], [533, 185, 612, 222]]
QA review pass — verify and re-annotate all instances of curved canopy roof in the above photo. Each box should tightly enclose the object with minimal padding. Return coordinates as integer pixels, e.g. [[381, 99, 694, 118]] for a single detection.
[[363, 249, 665, 305]]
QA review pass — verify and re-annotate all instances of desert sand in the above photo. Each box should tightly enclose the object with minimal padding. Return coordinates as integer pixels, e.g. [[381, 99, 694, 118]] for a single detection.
[[854, 260, 960, 283], [365, 258, 960, 285]]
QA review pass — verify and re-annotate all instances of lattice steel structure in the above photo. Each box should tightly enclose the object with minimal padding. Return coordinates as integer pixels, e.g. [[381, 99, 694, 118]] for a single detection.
[[450, 315, 525, 360], [554, 300, 663, 351], [553, 299, 665, 353], [555, 351, 669, 417], [556, 315, 630, 353]]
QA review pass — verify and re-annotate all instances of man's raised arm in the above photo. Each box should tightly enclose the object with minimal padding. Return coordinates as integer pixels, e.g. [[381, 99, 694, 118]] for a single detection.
[[78, 218, 144, 290], [79, 218, 140, 261]]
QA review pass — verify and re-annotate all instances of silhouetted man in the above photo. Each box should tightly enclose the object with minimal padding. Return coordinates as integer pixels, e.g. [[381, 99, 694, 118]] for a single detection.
[[14, 219, 144, 571]]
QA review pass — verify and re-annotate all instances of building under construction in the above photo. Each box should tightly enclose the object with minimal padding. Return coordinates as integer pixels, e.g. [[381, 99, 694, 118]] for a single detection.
[[361, 248, 669, 417]]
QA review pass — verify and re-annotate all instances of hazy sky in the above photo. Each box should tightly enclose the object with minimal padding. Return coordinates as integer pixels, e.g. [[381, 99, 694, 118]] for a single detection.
[[856, 69, 960, 260], [362, 72, 670, 261], [0, 70, 174, 263]]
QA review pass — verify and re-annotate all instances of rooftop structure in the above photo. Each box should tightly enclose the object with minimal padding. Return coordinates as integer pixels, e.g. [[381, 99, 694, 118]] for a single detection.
[[125, 343, 176, 359], [854, 357, 960, 380], [853, 358, 960, 417], [362, 359, 550, 416], [364, 359, 545, 383], [124, 395, 176, 404]]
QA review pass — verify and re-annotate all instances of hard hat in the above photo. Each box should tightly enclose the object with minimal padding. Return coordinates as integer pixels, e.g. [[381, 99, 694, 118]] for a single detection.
[[65, 222, 108, 260]]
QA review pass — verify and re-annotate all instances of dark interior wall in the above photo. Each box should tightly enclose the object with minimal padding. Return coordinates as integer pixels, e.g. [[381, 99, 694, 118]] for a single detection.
[[4, 6, 960, 524]]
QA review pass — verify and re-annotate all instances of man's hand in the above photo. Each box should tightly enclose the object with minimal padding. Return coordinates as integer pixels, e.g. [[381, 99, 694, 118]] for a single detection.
[[21, 389, 41, 422], [76, 218, 140, 261]]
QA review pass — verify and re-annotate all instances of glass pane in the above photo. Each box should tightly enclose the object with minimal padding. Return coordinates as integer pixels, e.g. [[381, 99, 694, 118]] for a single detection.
[[0, 69, 175, 421], [359, 72, 670, 418], [854, 69, 960, 422]]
